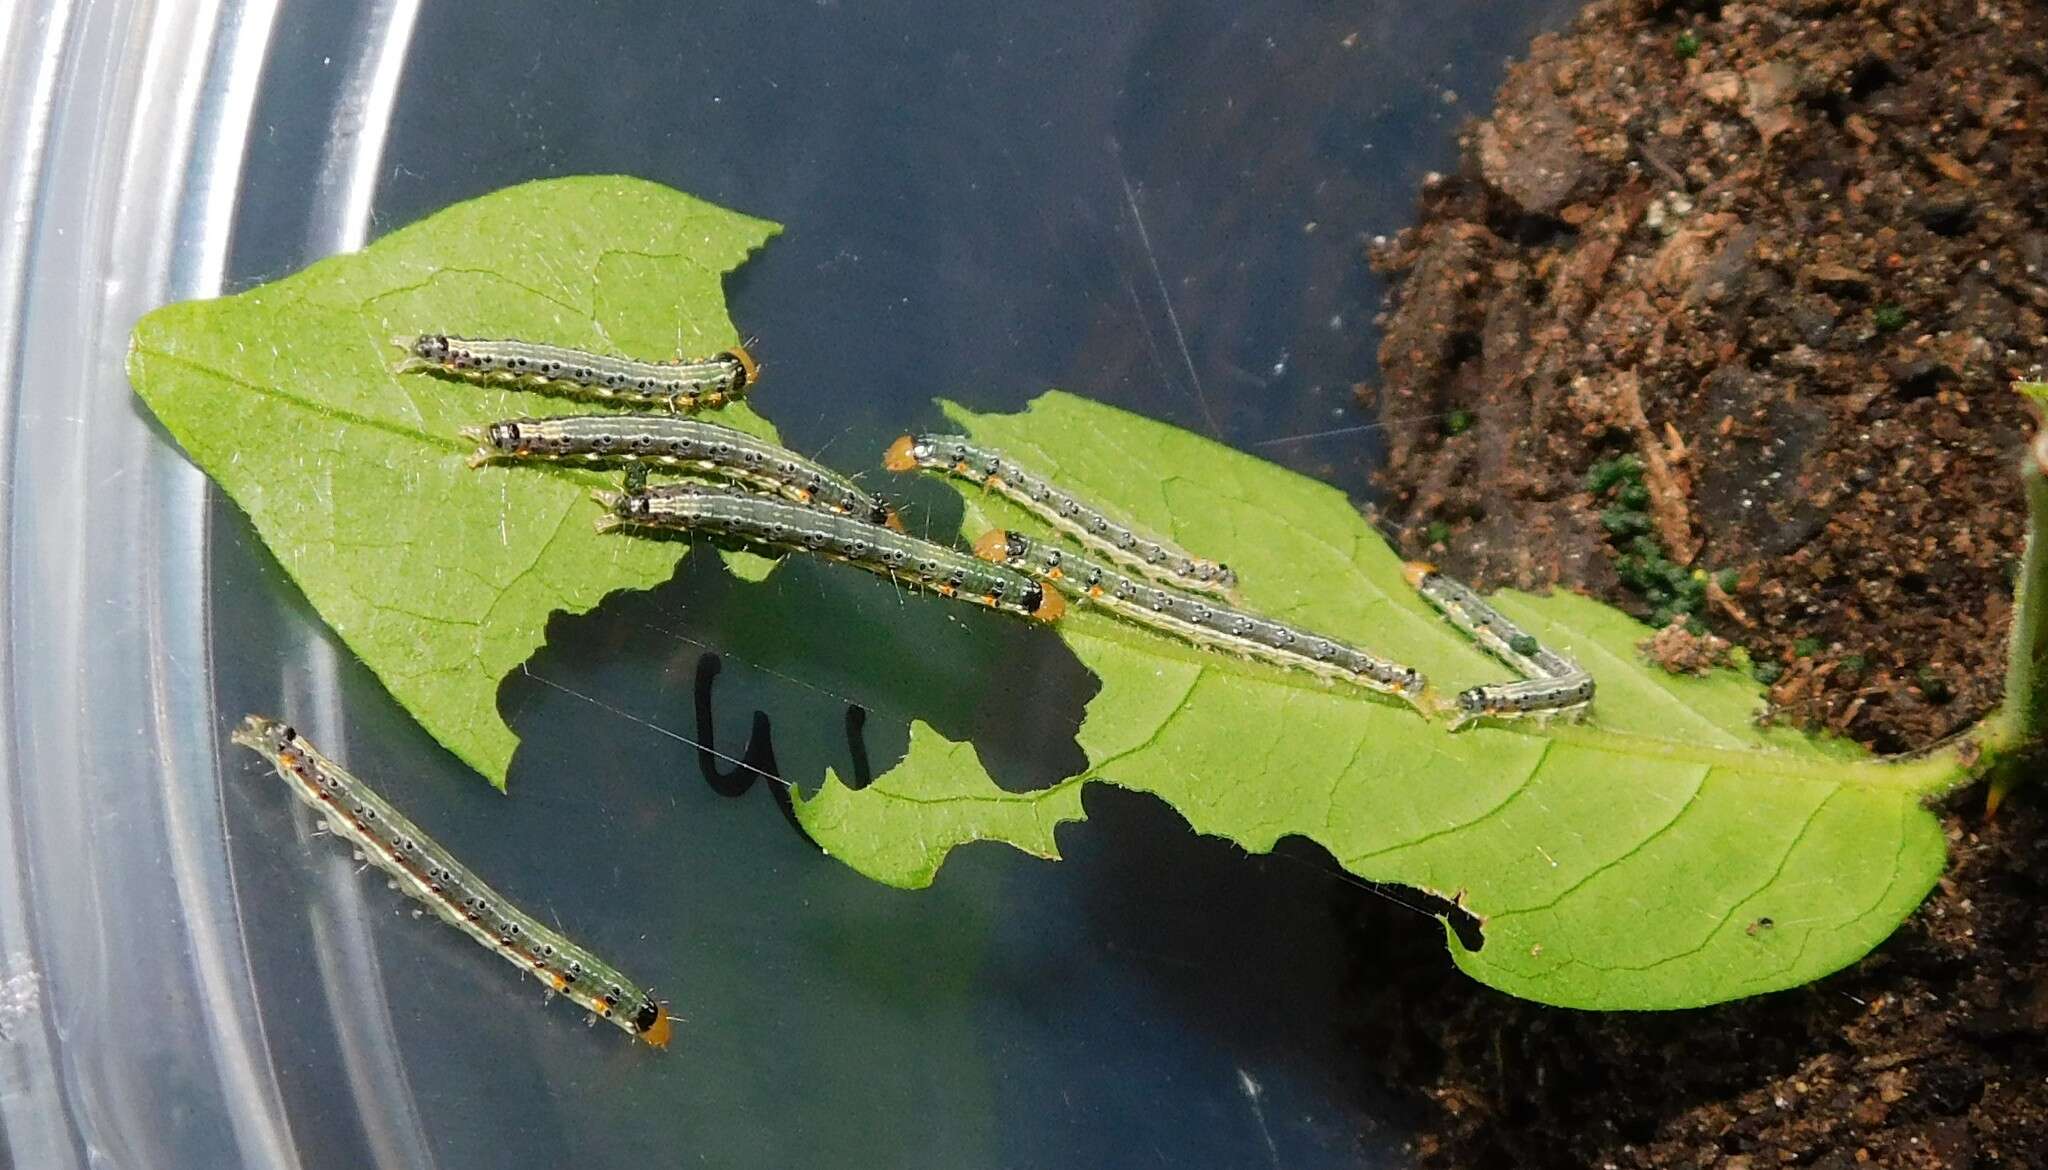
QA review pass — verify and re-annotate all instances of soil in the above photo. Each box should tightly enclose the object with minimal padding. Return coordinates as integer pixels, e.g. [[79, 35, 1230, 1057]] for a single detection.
[[1351, 0, 2048, 1165], [1363, 0, 2048, 755], [1355, 792, 2048, 1170]]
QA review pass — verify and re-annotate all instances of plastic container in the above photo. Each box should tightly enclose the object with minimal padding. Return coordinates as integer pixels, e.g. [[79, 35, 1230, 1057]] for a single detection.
[[0, 1, 1573, 1165]]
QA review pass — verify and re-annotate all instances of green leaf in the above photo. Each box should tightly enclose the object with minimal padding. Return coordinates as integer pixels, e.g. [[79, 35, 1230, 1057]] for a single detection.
[[793, 722, 1087, 889], [127, 176, 779, 785], [799, 391, 1982, 1009]]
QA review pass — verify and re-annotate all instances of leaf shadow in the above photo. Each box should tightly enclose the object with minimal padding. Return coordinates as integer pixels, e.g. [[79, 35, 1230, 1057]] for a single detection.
[[498, 539, 1099, 828], [976, 783, 1448, 1137]]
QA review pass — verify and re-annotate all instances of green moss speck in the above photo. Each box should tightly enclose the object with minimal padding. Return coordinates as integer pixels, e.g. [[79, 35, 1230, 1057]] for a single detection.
[[1585, 453, 1645, 494], [1602, 507, 1653, 537], [1587, 450, 1720, 630]]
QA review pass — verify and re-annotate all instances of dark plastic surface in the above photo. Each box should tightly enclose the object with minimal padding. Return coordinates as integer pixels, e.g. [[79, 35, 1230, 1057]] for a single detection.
[[0, 1, 1575, 1166]]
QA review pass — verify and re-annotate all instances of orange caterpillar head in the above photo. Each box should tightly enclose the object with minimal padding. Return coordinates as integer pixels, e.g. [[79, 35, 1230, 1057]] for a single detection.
[[1401, 561, 1438, 591], [635, 999, 674, 1050], [970, 529, 1012, 563], [882, 435, 919, 473], [1029, 585, 1066, 622], [722, 345, 760, 391]]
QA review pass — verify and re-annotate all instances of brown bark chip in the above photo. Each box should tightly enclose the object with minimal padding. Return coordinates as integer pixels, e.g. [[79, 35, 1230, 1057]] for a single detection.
[[1640, 615, 1734, 675]]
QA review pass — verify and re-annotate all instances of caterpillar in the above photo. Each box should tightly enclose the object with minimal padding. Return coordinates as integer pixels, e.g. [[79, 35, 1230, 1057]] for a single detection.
[[403, 335, 757, 410], [976, 529, 1425, 702], [598, 486, 1065, 623], [230, 716, 673, 1049], [884, 434, 1238, 596], [464, 415, 902, 530], [1403, 563, 1595, 722]]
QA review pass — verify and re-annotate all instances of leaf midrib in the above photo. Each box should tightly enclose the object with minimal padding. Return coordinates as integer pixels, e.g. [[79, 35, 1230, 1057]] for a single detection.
[[137, 345, 626, 497], [1061, 608, 1947, 791]]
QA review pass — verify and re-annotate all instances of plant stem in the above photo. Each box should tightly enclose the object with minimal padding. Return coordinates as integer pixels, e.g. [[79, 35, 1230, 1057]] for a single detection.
[[2007, 385, 2048, 742], [1986, 384, 2048, 812]]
